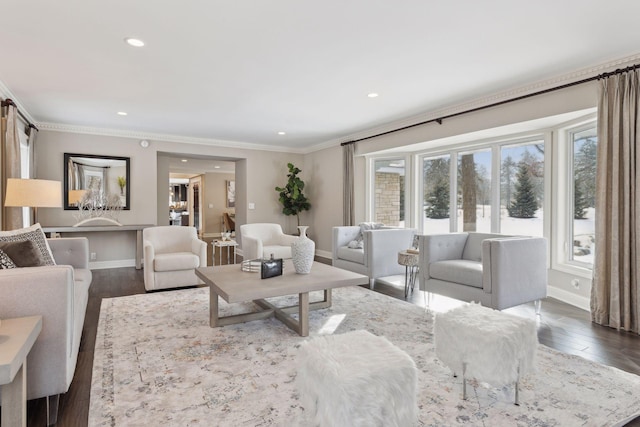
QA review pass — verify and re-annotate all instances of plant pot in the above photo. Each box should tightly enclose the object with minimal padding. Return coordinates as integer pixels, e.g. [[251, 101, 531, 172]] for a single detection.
[[291, 226, 315, 274]]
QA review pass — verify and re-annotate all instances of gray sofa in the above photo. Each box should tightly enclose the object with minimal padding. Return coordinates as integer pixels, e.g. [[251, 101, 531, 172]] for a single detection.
[[332, 226, 417, 289], [0, 237, 92, 425], [418, 232, 547, 311]]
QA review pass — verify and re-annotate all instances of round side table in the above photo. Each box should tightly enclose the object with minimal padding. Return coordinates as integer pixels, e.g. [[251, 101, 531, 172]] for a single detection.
[[397, 250, 419, 298]]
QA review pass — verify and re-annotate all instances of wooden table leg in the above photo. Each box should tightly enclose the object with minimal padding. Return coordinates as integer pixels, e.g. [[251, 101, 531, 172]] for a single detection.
[[136, 230, 143, 270], [1, 360, 27, 427], [210, 287, 219, 327], [299, 292, 309, 337]]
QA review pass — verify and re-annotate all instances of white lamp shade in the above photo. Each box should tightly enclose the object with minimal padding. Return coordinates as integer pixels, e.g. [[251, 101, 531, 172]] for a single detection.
[[4, 178, 62, 208]]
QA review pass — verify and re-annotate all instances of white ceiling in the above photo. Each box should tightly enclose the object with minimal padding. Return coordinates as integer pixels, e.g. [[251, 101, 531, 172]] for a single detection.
[[2, 1, 640, 150]]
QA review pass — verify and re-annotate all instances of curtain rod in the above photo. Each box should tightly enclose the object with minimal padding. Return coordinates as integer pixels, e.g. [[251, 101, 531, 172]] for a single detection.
[[341, 63, 640, 146], [1, 98, 39, 131]]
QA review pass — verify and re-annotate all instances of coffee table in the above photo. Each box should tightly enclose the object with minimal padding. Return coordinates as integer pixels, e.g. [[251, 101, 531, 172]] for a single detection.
[[196, 260, 369, 336]]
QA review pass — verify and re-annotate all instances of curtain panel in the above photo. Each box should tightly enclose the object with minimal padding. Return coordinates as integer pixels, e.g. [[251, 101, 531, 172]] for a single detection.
[[1, 102, 23, 230], [591, 69, 640, 334], [343, 142, 355, 226]]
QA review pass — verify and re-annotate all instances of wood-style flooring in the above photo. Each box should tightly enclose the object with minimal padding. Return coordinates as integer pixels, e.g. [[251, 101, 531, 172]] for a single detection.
[[20, 256, 640, 426]]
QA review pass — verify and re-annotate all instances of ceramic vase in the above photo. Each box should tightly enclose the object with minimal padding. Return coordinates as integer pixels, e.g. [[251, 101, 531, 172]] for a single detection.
[[292, 225, 315, 274]]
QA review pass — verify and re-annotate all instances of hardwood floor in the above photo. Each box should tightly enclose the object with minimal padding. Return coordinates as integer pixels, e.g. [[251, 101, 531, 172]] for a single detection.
[[21, 265, 640, 426]]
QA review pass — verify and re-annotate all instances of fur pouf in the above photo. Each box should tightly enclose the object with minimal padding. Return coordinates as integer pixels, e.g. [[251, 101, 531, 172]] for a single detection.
[[435, 303, 538, 386], [296, 330, 418, 427]]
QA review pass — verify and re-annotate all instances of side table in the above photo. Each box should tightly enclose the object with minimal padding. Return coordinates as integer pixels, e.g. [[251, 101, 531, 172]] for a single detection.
[[0, 315, 43, 427], [213, 239, 238, 265], [397, 250, 419, 298]]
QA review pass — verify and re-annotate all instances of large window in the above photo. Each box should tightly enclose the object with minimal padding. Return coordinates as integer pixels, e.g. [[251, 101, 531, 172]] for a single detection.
[[422, 155, 450, 234], [457, 149, 491, 232], [570, 126, 597, 265], [500, 141, 545, 236], [373, 159, 405, 226]]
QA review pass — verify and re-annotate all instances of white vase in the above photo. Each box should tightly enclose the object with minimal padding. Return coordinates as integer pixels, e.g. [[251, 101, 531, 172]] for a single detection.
[[292, 226, 315, 274]]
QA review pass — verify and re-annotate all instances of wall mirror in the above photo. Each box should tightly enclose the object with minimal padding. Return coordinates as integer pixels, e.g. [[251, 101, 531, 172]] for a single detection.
[[64, 153, 130, 210]]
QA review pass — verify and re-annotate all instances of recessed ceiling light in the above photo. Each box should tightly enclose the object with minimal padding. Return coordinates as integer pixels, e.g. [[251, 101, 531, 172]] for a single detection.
[[181, 159, 188, 163], [367, 93, 379, 98], [125, 38, 145, 47], [214, 165, 221, 169], [278, 131, 286, 135], [117, 111, 127, 116]]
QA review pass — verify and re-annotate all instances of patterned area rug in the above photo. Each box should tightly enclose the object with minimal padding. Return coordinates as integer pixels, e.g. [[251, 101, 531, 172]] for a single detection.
[[89, 286, 640, 426]]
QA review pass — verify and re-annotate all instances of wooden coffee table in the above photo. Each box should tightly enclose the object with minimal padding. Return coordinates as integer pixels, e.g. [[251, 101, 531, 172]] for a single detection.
[[196, 260, 369, 336]]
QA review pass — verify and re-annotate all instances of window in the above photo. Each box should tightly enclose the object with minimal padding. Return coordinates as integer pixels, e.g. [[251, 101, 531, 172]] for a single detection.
[[500, 140, 545, 236], [18, 130, 30, 226], [570, 126, 597, 265], [422, 155, 451, 233], [457, 149, 491, 232], [373, 159, 405, 226]]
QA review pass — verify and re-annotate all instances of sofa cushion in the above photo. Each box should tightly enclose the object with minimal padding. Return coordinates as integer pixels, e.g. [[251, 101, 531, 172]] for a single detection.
[[430, 259, 483, 288], [262, 245, 292, 260], [154, 252, 200, 272], [0, 223, 55, 266], [0, 240, 48, 267], [336, 246, 365, 265], [0, 249, 17, 269]]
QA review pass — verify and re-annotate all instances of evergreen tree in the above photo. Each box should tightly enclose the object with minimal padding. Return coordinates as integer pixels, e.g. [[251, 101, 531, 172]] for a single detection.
[[425, 181, 449, 218], [501, 155, 517, 206], [508, 162, 538, 218], [574, 181, 588, 219]]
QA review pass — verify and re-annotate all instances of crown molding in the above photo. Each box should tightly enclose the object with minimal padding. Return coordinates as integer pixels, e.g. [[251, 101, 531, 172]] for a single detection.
[[0, 80, 38, 125], [304, 52, 640, 154], [37, 122, 307, 154]]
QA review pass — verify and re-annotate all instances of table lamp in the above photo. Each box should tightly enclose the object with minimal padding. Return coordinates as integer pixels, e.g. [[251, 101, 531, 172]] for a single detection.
[[4, 178, 62, 224]]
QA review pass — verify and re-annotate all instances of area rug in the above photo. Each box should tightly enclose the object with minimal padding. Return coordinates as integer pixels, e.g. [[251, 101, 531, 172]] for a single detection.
[[89, 286, 640, 427]]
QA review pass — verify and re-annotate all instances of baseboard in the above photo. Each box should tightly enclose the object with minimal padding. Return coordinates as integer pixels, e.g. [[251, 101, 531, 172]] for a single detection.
[[90, 259, 136, 270], [547, 285, 590, 312], [315, 249, 332, 261]]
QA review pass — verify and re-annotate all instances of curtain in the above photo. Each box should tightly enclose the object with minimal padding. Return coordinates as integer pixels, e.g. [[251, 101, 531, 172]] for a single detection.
[[1, 102, 23, 230], [343, 142, 355, 226], [591, 69, 640, 334]]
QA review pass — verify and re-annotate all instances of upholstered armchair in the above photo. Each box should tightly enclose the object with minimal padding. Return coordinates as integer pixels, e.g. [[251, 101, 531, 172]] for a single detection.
[[143, 226, 207, 291], [418, 232, 547, 311], [0, 237, 92, 425], [332, 226, 417, 289], [240, 223, 299, 260]]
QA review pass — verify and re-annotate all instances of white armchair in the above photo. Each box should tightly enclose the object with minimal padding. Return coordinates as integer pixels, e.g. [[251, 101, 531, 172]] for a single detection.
[[418, 232, 547, 311], [332, 226, 417, 289], [143, 226, 207, 291], [240, 223, 299, 260]]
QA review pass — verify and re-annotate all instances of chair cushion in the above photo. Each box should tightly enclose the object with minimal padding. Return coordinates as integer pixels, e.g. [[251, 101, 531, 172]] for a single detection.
[[262, 245, 292, 260], [336, 246, 365, 265], [430, 259, 483, 288], [154, 252, 200, 272]]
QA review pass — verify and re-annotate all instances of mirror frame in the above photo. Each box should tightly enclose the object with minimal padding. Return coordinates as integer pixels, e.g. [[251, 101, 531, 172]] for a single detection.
[[63, 153, 131, 210]]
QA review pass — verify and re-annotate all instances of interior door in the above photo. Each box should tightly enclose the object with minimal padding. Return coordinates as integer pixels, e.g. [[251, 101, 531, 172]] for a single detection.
[[189, 176, 203, 235]]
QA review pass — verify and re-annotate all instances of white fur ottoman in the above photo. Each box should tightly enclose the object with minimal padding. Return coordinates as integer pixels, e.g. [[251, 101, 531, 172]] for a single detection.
[[296, 330, 418, 427], [435, 303, 538, 404]]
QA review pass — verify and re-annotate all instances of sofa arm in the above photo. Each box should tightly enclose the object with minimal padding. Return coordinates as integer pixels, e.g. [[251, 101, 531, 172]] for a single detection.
[[48, 237, 90, 269], [332, 226, 361, 260], [143, 242, 155, 289], [482, 237, 548, 309], [0, 266, 77, 398], [242, 235, 262, 260], [279, 233, 299, 247], [365, 228, 417, 277], [191, 238, 208, 267]]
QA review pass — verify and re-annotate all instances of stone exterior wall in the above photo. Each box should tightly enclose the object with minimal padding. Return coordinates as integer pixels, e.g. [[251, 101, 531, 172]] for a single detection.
[[375, 172, 400, 225]]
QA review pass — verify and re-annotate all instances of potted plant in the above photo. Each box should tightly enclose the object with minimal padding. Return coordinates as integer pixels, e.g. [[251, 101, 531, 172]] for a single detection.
[[275, 162, 311, 228], [117, 176, 127, 196]]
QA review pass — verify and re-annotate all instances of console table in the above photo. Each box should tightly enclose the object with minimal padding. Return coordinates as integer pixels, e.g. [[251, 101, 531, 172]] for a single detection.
[[0, 316, 42, 427], [42, 224, 154, 269]]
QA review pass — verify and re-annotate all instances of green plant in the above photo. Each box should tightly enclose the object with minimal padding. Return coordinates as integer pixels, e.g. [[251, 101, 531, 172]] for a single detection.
[[275, 163, 311, 226], [117, 176, 126, 195]]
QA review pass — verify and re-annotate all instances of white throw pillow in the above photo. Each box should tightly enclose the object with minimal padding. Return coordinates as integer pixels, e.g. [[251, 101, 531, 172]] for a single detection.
[[0, 223, 56, 266]]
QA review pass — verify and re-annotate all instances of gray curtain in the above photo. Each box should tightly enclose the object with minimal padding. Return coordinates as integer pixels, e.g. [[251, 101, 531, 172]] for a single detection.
[[1, 102, 23, 230], [591, 69, 640, 334], [343, 142, 355, 226]]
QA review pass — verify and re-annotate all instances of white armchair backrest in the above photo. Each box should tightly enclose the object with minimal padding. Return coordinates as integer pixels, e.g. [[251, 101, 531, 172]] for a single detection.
[[143, 226, 199, 254], [462, 232, 508, 261], [240, 223, 286, 245]]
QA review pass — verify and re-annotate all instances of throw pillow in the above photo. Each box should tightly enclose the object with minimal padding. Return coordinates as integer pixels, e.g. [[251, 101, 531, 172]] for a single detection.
[[0, 223, 56, 266], [0, 248, 17, 269], [0, 240, 47, 267]]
